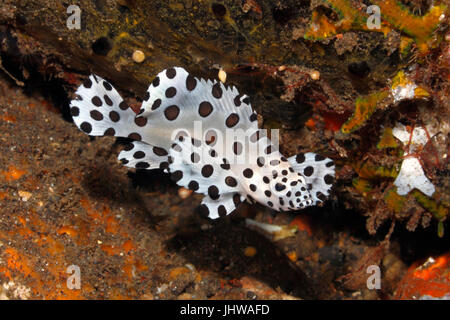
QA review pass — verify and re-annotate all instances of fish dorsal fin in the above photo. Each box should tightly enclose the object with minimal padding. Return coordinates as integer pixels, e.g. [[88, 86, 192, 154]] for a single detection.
[[137, 67, 258, 151]]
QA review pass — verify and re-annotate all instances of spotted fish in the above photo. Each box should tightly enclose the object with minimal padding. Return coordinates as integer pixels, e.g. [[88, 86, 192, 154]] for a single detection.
[[70, 67, 335, 219]]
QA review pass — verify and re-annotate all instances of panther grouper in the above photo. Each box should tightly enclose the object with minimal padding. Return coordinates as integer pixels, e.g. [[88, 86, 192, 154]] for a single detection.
[[70, 67, 335, 219]]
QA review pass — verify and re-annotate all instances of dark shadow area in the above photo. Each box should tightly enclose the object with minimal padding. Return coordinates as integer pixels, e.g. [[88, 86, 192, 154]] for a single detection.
[[211, 3, 227, 19], [393, 221, 449, 265], [306, 200, 449, 266], [80, 156, 163, 226], [0, 26, 73, 121], [166, 216, 316, 299], [127, 167, 176, 194], [227, 66, 312, 130], [165, 198, 373, 299], [305, 202, 373, 241], [91, 37, 112, 56]]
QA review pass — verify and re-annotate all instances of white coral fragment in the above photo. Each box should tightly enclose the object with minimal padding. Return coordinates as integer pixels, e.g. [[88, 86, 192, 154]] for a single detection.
[[392, 123, 436, 197], [392, 124, 434, 153], [394, 157, 435, 196], [391, 82, 417, 103], [390, 71, 429, 103]]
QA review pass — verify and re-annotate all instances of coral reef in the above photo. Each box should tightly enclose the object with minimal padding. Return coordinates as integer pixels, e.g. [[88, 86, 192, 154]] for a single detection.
[[305, 0, 446, 53], [341, 90, 390, 134], [341, 71, 430, 134], [0, 0, 448, 300]]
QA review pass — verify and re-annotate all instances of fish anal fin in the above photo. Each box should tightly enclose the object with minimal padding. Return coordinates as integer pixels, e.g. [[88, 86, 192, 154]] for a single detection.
[[200, 192, 244, 219]]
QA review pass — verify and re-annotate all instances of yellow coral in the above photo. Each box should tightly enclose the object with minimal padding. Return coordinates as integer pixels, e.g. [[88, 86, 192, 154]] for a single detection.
[[411, 190, 448, 237], [305, 0, 446, 53], [412, 190, 448, 221], [384, 187, 406, 214], [352, 178, 373, 194], [353, 161, 398, 180], [400, 36, 414, 56], [377, 127, 399, 149], [391, 70, 430, 101], [341, 90, 389, 133], [413, 87, 430, 99], [342, 71, 430, 134], [374, 1, 446, 53], [305, 11, 337, 39], [391, 70, 410, 89]]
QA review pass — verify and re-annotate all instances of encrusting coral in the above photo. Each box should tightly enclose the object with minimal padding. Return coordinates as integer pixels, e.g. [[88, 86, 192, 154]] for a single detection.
[[341, 71, 430, 134], [305, 0, 446, 53]]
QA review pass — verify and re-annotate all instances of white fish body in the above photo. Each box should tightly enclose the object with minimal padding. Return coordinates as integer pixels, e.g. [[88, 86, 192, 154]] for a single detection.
[[70, 67, 335, 219]]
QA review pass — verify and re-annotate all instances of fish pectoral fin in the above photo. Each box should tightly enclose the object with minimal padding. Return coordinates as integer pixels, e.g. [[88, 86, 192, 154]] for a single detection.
[[288, 152, 335, 205], [117, 141, 169, 170]]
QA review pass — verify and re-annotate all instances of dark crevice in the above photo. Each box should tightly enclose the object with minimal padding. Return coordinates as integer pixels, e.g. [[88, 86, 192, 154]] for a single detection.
[[272, 6, 295, 25], [348, 61, 371, 78], [91, 37, 112, 56], [0, 28, 72, 121], [212, 3, 227, 19]]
